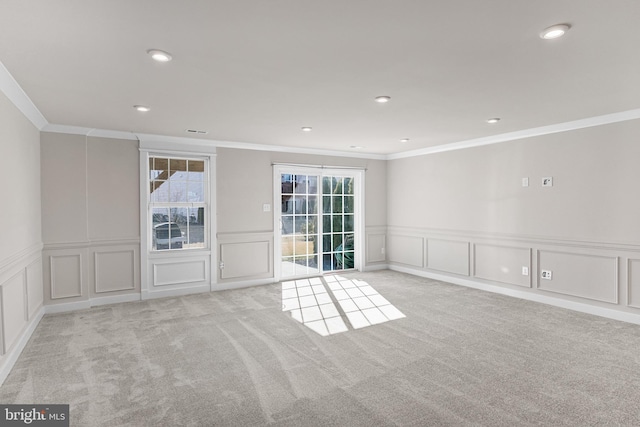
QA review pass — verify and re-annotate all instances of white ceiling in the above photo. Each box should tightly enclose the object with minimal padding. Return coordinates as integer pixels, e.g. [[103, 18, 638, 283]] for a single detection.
[[1, 1, 639, 155]]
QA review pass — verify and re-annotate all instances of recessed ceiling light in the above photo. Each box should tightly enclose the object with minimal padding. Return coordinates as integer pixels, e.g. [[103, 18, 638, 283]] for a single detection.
[[486, 118, 500, 124], [400, 138, 410, 143], [147, 49, 172, 62], [375, 96, 391, 103], [134, 105, 150, 112], [301, 127, 312, 132], [540, 24, 571, 40]]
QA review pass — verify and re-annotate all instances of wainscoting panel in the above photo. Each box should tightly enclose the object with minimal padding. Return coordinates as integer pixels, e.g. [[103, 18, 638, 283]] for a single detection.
[[386, 227, 640, 319], [45, 240, 140, 304], [26, 258, 43, 319], [537, 250, 618, 304], [49, 253, 83, 299], [427, 239, 469, 276], [628, 259, 640, 308], [366, 232, 386, 264], [474, 244, 531, 288], [217, 232, 273, 283], [152, 258, 208, 287], [220, 241, 271, 280], [0, 244, 44, 384], [1, 272, 27, 355], [387, 234, 424, 267], [93, 249, 136, 294]]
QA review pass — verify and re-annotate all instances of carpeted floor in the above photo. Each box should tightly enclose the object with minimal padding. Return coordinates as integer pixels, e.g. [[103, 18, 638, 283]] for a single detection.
[[1, 270, 640, 426]]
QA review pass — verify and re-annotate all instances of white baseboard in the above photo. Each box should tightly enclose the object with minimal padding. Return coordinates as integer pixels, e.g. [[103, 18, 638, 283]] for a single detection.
[[388, 264, 640, 326], [141, 284, 211, 300], [363, 263, 388, 272], [91, 293, 141, 307], [0, 305, 45, 386], [214, 277, 277, 291], [45, 300, 91, 314], [44, 294, 142, 313]]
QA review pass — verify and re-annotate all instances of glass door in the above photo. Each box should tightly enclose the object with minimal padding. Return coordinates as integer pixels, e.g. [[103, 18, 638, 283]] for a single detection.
[[321, 176, 355, 272], [276, 166, 362, 280], [280, 173, 320, 277]]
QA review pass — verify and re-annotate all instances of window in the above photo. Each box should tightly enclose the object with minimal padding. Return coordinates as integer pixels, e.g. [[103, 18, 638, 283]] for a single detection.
[[149, 156, 207, 251]]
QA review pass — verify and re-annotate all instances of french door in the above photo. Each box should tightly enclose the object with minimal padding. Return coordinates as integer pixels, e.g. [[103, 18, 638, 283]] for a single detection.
[[274, 166, 364, 280]]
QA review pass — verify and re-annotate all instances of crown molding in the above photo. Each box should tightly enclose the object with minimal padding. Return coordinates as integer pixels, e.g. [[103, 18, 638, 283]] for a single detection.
[[34, 109, 640, 161], [42, 124, 139, 140], [210, 137, 388, 160], [387, 109, 640, 160], [135, 132, 388, 160], [0, 61, 47, 130], [4, 59, 640, 161]]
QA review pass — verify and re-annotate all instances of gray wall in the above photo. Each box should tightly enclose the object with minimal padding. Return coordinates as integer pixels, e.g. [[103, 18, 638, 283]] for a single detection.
[[0, 90, 43, 371], [31, 118, 640, 316], [217, 148, 387, 232], [216, 147, 387, 283], [388, 120, 640, 243], [41, 133, 140, 304], [37, 140, 388, 294], [386, 119, 640, 312]]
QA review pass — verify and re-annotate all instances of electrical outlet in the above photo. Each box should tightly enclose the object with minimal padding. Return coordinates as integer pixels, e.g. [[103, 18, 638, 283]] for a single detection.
[[522, 266, 529, 276], [541, 270, 552, 280], [263, 204, 271, 212], [542, 177, 553, 187]]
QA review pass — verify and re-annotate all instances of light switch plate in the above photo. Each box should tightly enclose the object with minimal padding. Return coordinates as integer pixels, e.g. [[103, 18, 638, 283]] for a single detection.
[[522, 177, 529, 187], [542, 177, 553, 187]]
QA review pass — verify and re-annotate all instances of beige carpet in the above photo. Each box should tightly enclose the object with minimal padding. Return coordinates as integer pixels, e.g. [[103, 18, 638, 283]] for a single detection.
[[1, 270, 640, 426]]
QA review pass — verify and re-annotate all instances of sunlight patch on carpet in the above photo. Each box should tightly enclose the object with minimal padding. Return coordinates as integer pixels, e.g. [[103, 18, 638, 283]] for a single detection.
[[282, 276, 405, 336]]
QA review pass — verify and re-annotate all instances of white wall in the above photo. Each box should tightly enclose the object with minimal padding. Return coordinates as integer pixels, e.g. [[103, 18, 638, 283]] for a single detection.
[[387, 119, 640, 317], [41, 133, 140, 307], [0, 90, 43, 382]]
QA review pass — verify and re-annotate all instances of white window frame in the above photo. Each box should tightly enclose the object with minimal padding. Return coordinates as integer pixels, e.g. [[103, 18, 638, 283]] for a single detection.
[[139, 137, 216, 300], [147, 155, 209, 252]]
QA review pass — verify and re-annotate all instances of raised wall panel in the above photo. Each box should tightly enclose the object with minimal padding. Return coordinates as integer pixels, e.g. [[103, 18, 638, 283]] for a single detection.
[[427, 239, 469, 276], [628, 259, 640, 308], [1, 272, 27, 354], [474, 244, 531, 288], [26, 258, 43, 318], [366, 234, 386, 263], [387, 235, 423, 267], [221, 241, 271, 280], [87, 137, 140, 240], [50, 254, 83, 299], [537, 250, 618, 304], [40, 134, 89, 244], [94, 250, 136, 293], [153, 259, 207, 287]]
